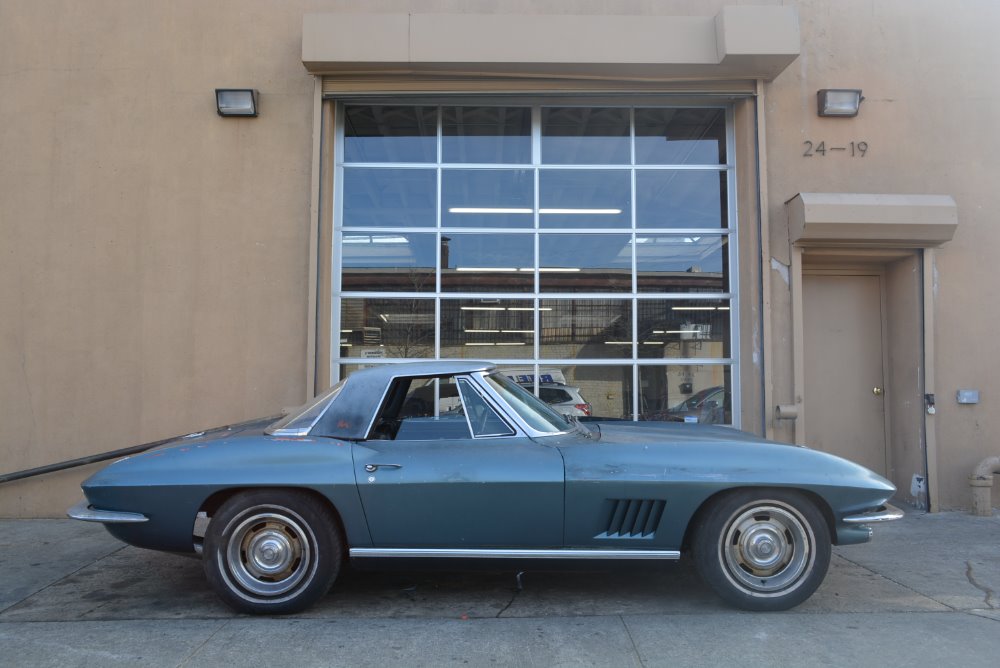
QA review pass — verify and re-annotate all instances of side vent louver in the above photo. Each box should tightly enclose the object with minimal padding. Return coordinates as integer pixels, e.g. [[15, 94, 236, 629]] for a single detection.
[[599, 499, 666, 539]]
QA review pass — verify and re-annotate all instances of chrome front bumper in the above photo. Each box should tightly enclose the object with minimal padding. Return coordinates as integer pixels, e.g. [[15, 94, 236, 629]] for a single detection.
[[842, 503, 904, 524], [67, 499, 148, 524]]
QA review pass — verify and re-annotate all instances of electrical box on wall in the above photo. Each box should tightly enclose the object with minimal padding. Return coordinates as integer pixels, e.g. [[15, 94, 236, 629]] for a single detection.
[[956, 390, 980, 404]]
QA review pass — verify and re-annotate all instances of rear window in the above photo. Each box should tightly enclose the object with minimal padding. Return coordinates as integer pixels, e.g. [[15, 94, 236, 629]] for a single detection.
[[539, 388, 571, 403]]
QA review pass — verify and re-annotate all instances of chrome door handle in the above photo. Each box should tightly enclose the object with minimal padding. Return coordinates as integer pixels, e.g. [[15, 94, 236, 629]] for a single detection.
[[873, 387, 884, 396], [364, 463, 402, 472]]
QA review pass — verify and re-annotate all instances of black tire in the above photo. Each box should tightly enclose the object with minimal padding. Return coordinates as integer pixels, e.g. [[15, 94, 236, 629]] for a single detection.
[[203, 489, 342, 615], [692, 489, 831, 611]]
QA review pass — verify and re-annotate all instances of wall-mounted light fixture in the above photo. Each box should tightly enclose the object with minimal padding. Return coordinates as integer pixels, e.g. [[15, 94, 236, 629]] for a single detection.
[[817, 89, 863, 117], [215, 89, 259, 117]]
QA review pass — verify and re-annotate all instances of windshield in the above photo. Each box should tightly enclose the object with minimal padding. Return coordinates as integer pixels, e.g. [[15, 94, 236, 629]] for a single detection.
[[266, 380, 346, 436], [483, 372, 570, 434]]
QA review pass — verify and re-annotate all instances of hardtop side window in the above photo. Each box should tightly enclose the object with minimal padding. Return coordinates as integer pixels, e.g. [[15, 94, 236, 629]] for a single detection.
[[369, 375, 472, 441], [457, 378, 516, 438]]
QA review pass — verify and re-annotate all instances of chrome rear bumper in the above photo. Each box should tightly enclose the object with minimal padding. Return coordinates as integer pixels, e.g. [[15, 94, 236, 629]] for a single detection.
[[67, 499, 148, 524], [843, 503, 904, 524]]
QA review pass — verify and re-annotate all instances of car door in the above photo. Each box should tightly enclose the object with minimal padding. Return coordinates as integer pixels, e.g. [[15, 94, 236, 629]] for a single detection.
[[352, 375, 565, 548]]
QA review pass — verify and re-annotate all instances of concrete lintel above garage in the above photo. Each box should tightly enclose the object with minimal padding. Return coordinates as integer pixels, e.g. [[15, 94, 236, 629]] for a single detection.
[[786, 193, 959, 248], [301, 7, 800, 81]]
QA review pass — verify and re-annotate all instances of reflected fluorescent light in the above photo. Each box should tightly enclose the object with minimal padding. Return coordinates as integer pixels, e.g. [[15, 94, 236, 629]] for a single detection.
[[465, 329, 500, 333], [341, 329, 352, 333], [456, 267, 519, 272], [502, 329, 534, 334], [447, 207, 622, 215], [718, 306, 730, 311], [460, 306, 548, 312], [378, 314, 389, 322], [653, 329, 700, 334], [341, 343, 353, 347], [538, 267, 581, 273], [449, 207, 533, 214], [496, 342, 526, 346], [671, 306, 717, 311], [540, 208, 622, 215], [643, 341, 664, 345], [604, 341, 633, 345], [343, 235, 409, 244], [462, 342, 526, 347]]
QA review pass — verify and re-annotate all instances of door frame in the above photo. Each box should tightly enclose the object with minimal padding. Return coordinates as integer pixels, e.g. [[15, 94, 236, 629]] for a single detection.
[[789, 246, 939, 510], [800, 265, 892, 476]]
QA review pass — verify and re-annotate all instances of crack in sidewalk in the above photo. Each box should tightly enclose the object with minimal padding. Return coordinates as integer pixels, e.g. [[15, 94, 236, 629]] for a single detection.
[[495, 571, 524, 618], [965, 560, 997, 610]]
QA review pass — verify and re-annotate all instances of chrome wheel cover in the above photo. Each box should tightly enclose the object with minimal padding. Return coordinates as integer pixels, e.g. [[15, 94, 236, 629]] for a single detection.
[[224, 508, 313, 597], [720, 501, 814, 595]]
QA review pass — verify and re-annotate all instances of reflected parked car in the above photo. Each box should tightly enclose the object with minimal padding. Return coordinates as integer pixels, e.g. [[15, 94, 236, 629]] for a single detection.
[[646, 386, 729, 424], [523, 382, 592, 417], [69, 361, 901, 615]]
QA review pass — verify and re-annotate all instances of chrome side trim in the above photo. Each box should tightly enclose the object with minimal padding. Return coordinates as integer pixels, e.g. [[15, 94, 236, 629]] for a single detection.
[[349, 548, 680, 560], [842, 503, 904, 524], [67, 499, 149, 524]]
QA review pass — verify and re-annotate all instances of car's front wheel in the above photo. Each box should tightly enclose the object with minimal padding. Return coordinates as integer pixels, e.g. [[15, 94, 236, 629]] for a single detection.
[[203, 490, 342, 614], [692, 490, 831, 611]]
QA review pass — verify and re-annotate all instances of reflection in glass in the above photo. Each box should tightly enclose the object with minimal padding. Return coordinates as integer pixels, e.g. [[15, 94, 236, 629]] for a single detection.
[[637, 300, 731, 359], [634, 108, 726, 165], [635, 170, 726, 229], [542, 107, 630, 164], [540, 299, 632, 359], [443, 107, 531, 164], [340, 298, 435, 359], [540, 365, 633, 420], [539, 170, 631, 229], [636, 236, 728, 293], [343, 168, 436, 228], [442, 169, 534, 229], [539, 234, 632, 292], [342, 233, 436, 292], [640, 365, 731, 424], [344, 106, 437, 163], [440, 299, 534, 359], [441, 234, 534, 292]]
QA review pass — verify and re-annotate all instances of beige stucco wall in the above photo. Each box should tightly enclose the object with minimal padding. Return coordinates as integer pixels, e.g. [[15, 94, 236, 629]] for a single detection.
[[763, 0, 1000, 509], [0, 0, 323, 516], [2, 0, 998, 515]]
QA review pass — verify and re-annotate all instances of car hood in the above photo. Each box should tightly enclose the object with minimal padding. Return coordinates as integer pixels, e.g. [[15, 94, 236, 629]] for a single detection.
[[556, 420, 896, 495]]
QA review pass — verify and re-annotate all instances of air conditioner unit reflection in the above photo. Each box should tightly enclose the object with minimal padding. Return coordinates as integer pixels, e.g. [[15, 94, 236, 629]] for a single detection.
[[680, 323, 711, 340]]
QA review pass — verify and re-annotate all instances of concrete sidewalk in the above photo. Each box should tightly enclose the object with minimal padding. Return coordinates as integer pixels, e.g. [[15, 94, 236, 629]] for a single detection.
[[1, 506, 998, 667]]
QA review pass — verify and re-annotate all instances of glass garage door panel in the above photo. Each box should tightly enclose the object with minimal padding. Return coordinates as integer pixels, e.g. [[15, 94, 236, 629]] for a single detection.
[[344, 106, 437, 163], [441, 234, 534, 293], [442, 169, 534, 229], [336, 102, 736, 424], [343, 168, 436, 228], [342, 233, 436, 292], [443, 106, 532, 164], [634, 108, 727, 165]]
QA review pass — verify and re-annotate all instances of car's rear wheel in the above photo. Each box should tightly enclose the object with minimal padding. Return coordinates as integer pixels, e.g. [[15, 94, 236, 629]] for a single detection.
[[203, 490, 341, 614], [692, 489, 831, 611]]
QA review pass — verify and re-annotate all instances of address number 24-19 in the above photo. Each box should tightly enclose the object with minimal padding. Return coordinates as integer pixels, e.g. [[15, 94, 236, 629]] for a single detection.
[[803, 141, 868, 157]]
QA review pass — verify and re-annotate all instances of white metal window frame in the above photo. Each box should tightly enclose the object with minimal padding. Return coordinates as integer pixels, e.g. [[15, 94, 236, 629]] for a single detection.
[[331, 98, 740, 426]]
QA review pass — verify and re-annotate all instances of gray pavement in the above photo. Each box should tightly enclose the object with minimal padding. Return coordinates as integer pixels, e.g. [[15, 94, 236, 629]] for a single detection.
[[1, 505, 998, 666]]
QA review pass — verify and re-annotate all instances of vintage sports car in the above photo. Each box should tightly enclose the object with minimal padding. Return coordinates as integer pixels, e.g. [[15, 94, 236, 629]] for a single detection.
[[69, 361, 901, 614]]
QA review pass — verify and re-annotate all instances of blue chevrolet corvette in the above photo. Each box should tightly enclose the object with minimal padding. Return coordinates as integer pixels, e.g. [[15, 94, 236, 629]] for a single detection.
[[70, 361, 901, 614]]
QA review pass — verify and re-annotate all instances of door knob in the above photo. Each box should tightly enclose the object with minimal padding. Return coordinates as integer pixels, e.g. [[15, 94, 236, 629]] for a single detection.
[[873, 387, 883, 396]]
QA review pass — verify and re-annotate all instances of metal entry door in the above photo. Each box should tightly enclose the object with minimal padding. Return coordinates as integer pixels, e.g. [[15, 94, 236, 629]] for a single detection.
[[802, 273, 889, 474]]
